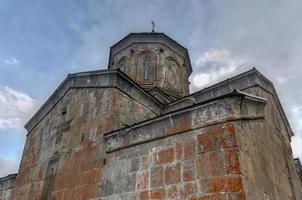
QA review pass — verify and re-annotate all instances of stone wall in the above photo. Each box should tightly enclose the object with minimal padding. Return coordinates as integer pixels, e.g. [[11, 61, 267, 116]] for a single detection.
[[100, 122, 244, 200], [238, 86, 302, 199], [0, 174, 16, 200], [101, 82, 302, 199], [101, 92, 266, 199], [14, 85, 157, 199]]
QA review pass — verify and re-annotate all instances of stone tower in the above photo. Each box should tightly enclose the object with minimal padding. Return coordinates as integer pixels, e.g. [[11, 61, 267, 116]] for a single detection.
[[108, 33, 192, 103]]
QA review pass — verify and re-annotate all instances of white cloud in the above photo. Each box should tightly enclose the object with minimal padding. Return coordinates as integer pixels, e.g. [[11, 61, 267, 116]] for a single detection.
[[195, 48, 236, 67], [0, 86, 35, 129], [276, 76, 287, 84], [191, 48, 246, 91], [291, 105, 302, 133], [0, 157, 19, 177], [289, 106, 302, 160], [2, 57, 20, 65], [192, 73, 210, 88], [291, 136, 302, 160]]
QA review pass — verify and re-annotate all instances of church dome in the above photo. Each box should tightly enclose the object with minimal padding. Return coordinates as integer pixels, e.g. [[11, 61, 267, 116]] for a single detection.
[[108, 32, 192, 102]]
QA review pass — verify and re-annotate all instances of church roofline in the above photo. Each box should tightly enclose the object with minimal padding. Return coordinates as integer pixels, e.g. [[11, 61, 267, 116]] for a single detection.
[[166, 67, 294, 139], [24, 69, 164, 133], [104, 89, 268, 152], [0, 173, 17, 191], [0, 173, 17, 182], [108, 32, 192, 75], [105, 88, 267, 136], [168, 68, 272, 106]]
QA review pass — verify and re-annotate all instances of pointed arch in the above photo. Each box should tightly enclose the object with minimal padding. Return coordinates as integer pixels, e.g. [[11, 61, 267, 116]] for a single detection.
[[165, 57, 182, 91], [117, 56, 129, 74], [136, 50, 156, 83]]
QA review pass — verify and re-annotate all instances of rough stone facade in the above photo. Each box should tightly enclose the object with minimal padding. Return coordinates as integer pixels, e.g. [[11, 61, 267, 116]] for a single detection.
[[1, 32, 301, 200], [0, 174, 16, 200]]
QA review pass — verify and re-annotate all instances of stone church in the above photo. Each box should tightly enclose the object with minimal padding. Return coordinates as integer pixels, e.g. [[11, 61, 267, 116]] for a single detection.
[[1, 32, 302, 200]]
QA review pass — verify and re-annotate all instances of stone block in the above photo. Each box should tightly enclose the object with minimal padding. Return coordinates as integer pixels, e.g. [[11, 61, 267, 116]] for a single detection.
[[190, 193, 227, 200], [136, 170, 150, 190], [227, 192, 246, 200], [183, 139, 196, 159], [150, 166, 163, 188], [98, 179, 114, 197], [166, 185, 179, 199], [140, 154, 151, 170], [113, 173, 136, 194], [165, 163, 181, 185], [130, 157, 140, 172], [138, 188, 165, 200], [154, 147, 174, 165], [197, 124, 237, 153], [225, 148, 240, 174], [182, 159, 196, 182], [139, 190, 150, 200], [198, 176, 243, 194], [175, 142, 183, 160], [181, 182, 197, 199], [197, 150, 225, 179], [149, 188, 165, 199], [82, 183, 97, 199]]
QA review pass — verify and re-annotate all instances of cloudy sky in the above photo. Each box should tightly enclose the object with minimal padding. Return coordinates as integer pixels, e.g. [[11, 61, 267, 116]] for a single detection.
[[0, 0, 301, 177]]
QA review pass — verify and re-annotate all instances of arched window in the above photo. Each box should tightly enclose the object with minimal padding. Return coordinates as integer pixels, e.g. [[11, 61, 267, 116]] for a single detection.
[[143, 55, 151, 79], [118, 57, 127, 69], [165, 58, 181, 90], [117, 57, 129, 74], [137, 52, 155, 83]]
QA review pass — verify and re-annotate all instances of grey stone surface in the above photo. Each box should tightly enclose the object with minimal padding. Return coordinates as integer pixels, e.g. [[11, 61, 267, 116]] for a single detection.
[[294, 159, 302, 181], [130, 158, 140, 172], [0, 174, 17, 191], [98, 179, 114, 197], [25, 70, 163, 133]]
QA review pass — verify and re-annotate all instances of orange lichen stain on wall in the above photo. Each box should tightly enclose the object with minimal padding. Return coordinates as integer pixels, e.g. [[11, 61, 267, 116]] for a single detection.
[[154, 147, 174, 164], [136, 170, 150, 190], [197, 123, 237, 153]]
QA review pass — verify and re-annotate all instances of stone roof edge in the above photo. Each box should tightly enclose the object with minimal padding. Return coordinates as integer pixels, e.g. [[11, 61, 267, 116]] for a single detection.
[[149, 87, 174, 100], [104, 89, 267, 152], [294, 158, 302, 180], [107, 32, 192, 75], [295, 158, 302, 164], [24, 69, 109, 132], [24, 69, 163, 133], [115, 69, 164, 107], [169, 68, 294, 138], [168, 68, 271, 106], [0, 173, 17, 182], [69, 69, 164, 107], [104, 89, 266, 138]]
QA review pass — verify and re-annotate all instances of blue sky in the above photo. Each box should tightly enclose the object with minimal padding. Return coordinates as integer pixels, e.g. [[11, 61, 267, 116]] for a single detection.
[[1, 0, 302, 176]]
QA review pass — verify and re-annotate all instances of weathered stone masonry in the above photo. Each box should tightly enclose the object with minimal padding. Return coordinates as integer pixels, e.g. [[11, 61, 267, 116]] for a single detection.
[[0, 32, 301, 200]]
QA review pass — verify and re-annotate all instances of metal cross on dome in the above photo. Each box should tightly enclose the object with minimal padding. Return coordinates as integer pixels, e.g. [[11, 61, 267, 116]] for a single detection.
[[151, 21, 155, 32]]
